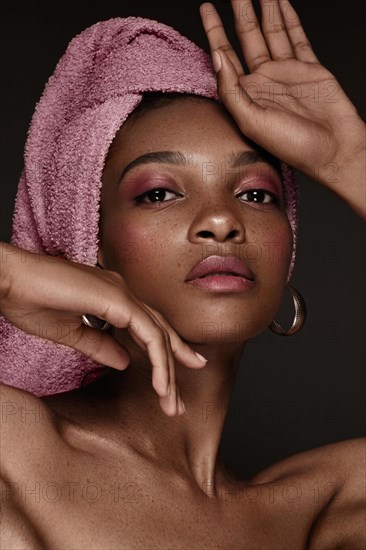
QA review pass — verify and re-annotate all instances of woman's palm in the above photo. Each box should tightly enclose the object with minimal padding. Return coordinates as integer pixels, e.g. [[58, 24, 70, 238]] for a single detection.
[[200, 1, 364, 186]]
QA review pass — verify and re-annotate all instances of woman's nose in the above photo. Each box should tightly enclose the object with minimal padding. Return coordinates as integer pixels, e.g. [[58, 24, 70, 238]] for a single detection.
[[187, 200, 246, 244]]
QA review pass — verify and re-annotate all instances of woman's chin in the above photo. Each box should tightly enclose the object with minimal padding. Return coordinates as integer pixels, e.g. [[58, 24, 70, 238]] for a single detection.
[[168, 317, 271, 346]]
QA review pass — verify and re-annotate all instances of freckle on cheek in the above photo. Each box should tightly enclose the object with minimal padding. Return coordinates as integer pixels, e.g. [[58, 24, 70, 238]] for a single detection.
[[270, 228, 292, 264], [110, 224, 152, 267]]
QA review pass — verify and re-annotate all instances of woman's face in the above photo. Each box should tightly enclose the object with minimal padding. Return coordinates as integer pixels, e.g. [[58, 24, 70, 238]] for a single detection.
[[99, 99, 292, 344]]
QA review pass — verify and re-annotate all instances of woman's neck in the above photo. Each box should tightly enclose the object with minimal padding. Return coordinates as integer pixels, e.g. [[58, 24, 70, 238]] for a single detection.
[[43, 341, 246, 495]]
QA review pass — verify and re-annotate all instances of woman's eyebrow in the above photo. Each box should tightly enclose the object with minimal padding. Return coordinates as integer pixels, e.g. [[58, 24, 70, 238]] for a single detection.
[[117, 150, 280, 185]]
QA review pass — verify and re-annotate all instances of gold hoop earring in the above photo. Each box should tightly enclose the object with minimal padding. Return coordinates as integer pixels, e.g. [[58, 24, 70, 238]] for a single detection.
[[269, 284, 306, 336]]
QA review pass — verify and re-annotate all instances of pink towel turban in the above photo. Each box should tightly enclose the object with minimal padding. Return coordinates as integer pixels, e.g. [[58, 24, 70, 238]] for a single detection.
[[0, 17, 299, 396]]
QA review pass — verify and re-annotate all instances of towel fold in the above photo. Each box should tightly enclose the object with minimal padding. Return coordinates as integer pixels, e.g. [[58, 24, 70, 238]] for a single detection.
[[0, 16, 299, 396]]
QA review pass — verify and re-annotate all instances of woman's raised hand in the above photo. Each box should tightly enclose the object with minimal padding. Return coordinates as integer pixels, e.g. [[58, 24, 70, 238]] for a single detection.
[[200, 0, 365, 218], [0, 242, 207, 416]]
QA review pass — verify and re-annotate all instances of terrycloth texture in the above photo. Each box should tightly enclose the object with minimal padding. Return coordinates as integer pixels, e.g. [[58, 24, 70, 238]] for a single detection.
[[0, 17, 299, 396]]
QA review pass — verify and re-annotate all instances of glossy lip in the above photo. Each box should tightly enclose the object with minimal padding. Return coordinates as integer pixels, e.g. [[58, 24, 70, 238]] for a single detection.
[[186, 274, 255, 293], [185, 255, 255, 282], [185, 255, 256, 293]]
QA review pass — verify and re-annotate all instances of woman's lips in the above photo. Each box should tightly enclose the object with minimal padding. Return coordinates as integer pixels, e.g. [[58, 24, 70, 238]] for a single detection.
[[186, 274, 255, 292], [185, 255, 256, 293]]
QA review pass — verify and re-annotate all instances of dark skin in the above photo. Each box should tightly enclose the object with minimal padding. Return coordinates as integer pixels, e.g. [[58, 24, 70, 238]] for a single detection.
[[95, 97, 292, 486], [99, 100, 291, 333], [1, 95, 364, 550], [0, 1, 365, 548]]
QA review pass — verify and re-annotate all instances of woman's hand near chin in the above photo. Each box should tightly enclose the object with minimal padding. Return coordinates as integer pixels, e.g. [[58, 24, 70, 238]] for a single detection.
[[0, 242, 207, 417], [200, 0, 366, 219]]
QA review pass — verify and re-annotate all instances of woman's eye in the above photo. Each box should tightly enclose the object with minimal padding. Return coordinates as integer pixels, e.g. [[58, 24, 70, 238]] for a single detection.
[[237, 189, 279, 205], [135, 188, 181, 204]]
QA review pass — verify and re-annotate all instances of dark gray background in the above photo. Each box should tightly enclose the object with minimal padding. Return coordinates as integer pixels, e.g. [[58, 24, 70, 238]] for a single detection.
[[1, 1, 365, 478]]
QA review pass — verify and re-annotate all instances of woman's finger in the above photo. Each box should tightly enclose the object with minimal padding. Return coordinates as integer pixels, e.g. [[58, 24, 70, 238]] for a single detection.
[[136, 302, 205, 416], [214, 48, 320, 168], [79, 271, 207, 373], [139, 302, 207, 369], [76, 300, 186, 416], [67, 275, 205, 399], [139, 321, 182, 416], [158, 330, 186, 417], [124, 312, 172, 398], [214, 47, 263, 122], [70, 324, 131, 370], [199, 2, 245, 77], [128, 300, 206, 414], [278, 0, 319, 63], [160, 385, 186, 417], [129, 304, 184, 416], [213, 48, 286, 155], [230, 0, 271, 72], [2, 245, 193, 415], [259, 0, 294, 61]]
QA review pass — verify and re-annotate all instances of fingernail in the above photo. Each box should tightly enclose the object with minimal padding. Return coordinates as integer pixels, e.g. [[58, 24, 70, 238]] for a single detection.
[[195, 352, 208, 363], [212, 50, 222, 73]]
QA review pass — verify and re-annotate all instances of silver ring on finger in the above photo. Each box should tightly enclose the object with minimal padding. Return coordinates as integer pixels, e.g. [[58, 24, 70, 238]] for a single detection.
[[81, 314, 111, 331]]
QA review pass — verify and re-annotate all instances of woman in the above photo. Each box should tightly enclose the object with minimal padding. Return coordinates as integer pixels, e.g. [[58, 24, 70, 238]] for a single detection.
[[1, 1, 365, 548]]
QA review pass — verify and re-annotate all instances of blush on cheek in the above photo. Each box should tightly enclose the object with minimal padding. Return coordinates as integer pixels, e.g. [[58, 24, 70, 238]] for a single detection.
[[268, 227, 293, 277], [104, 221, 157, 279], [253, 221, 292, 281]]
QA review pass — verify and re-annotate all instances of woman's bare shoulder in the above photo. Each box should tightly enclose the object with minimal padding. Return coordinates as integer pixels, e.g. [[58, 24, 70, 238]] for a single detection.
[[0, 475, 47, 550], [253, 437, 365, 481], [305, 437, 366, 550], [0, 384, 58, 547], [252, 437, 366, 549], [0, 383, 61, 473], [0, 382, 58, 428], [253, 436, 365, 506]]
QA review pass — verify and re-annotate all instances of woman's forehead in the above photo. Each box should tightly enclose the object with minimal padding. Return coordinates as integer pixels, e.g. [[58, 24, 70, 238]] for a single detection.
[[109, 99, 259, 160], [106, 98, 282, 181]]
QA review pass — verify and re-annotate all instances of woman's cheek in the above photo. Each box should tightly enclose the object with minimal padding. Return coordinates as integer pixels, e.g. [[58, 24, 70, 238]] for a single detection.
[[106, 218, 168, 291], [259, 220, 293, 282]]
